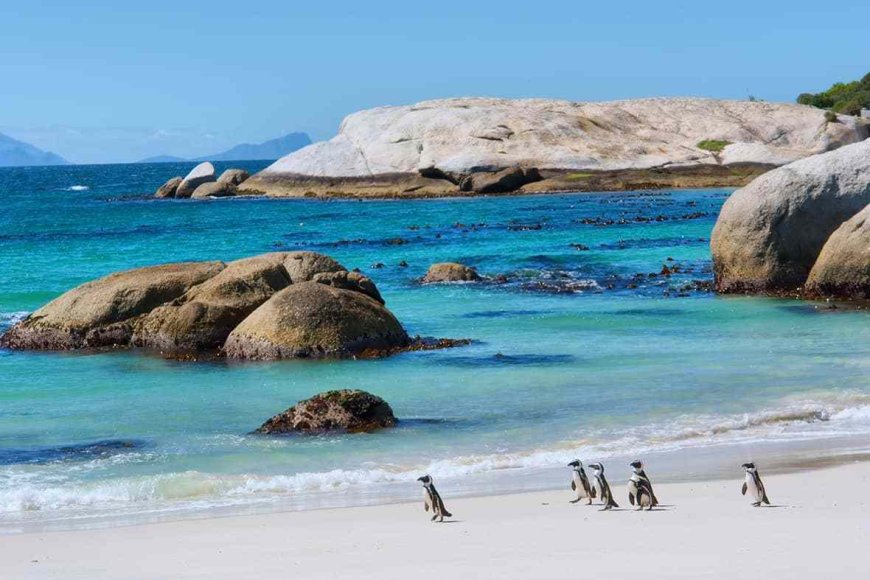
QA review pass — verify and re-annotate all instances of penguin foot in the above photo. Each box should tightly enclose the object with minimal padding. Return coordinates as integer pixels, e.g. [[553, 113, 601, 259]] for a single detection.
[[569, 499, 580, 504], [752, 502, 761, 507]]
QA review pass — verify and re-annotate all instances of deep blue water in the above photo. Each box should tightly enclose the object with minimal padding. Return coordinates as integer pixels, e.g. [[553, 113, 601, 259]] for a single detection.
[[1, 162, 868, 529]]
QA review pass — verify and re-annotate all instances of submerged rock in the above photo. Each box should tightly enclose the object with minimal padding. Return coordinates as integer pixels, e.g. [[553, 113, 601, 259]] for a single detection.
[[155, 176, 182, 198], [805, 204, 870, 299], [175, 162, 216, 198], [224, 282, 409, 360], [256, 389, 397, 434], [422, 262, 481, 283], [0, 262, 225, 349], [711, 139, 870, 294]]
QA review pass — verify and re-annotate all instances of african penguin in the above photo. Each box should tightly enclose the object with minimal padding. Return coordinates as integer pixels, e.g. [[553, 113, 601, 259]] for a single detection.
[[741, 462, 770, 507], [628, 460, 659, 510], [417, 474, 452, 522], [588, 462, 619, 510], [567, 459, 596, 505]]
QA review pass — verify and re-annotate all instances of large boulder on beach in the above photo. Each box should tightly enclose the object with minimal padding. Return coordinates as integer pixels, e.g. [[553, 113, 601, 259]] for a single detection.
[[223, 282, 409, 360], [255, 389, 397, 434], [711, 139, 870, 294], [422, 262, 481, 283], [175, 162, 216, 198], [239, 98, 868, 197], [217, 169, 250, 186], [805, 204, 870, 299], [0, 262, 225, 349], [191, 181, 236, 199], [155, 176, 182, 198]]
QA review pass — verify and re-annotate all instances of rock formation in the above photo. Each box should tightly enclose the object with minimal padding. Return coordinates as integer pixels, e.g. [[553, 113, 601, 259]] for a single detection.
[[223, 282, 409, 360], [191, 181, 236, 199], [1, 252, 416, 359], [155, 176, 182, 198], [805, 204, 870, 299], [711, 139, 870, 295], [255, 390, 397, 434], [217, 169, 250, 186], [238, 97, 868, 198], [175, 162, 216, 198], [422, 263, 481, 283], [0, 262, 225, 349]]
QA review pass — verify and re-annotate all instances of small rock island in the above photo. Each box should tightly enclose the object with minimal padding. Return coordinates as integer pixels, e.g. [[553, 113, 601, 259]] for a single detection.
[[0, 252, 421, 360], [256, 390, 397, 434]]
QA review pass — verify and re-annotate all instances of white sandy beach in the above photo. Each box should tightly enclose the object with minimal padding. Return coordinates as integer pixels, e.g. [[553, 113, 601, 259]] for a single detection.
[[1, 460, 868, 579]]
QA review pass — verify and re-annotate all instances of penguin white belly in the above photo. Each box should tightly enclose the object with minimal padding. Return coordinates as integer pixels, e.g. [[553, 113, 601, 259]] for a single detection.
[[572, 473, 587, 497], [746, 474, 761, 501], [424, 489, 433, 511]]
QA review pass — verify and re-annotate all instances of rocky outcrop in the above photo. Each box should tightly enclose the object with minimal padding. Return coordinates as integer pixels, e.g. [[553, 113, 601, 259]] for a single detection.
[[805, 204, 870, 299], [422, 263, 481, 283], [223, 282, 409, 360], [217, 169, 250, 186], [239, 97, 868, 198], [255, 390, 396, 434], [711, 139, 870, 294], [155, 176, 182, 198], [175, 162, 216, 198], [191, 181, 236, 199], [0, 262, 225, 349], [312, 270, 384, 304], [134, 254, 301, 352], [0, 252, 424, 360]]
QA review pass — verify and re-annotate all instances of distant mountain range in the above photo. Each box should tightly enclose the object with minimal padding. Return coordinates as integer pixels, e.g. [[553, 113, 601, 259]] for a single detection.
[[137, 132, 312, 163], [0, 132, 68, 167]]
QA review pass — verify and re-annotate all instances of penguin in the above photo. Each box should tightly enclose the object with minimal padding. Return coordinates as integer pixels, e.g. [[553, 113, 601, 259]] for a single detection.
[[417, 474, 452, 522], [567, 459, 596, 505], [587, 462, 619, 510], [741, 462, 770, 507], [628, 460, 659, 509]]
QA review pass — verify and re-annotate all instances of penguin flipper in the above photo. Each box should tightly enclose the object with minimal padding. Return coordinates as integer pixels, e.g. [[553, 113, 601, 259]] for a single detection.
[[590, 486, 597, 499], [571, 480, 576, 491], [741, 482, 747, 496], [762, 493, 770, 505], [628, 492, 635, 506], [424, 502, 430, 512]]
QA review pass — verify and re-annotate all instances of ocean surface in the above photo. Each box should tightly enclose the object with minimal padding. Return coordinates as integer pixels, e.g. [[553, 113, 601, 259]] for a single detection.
[[1, 161, 868, 531]]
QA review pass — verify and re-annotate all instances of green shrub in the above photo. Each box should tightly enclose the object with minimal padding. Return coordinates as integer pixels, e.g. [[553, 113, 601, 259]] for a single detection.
[[824, 110, 839, 123], [697, 140, 731, 153], [796, 73, 870, 116]]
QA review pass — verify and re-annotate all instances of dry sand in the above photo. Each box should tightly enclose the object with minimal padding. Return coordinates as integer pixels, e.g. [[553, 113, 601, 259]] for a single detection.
[[2, 461, 868, 579]]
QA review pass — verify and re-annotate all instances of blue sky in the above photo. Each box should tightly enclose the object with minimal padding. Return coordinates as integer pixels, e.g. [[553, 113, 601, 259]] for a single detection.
[[1, 1, 867, 163]]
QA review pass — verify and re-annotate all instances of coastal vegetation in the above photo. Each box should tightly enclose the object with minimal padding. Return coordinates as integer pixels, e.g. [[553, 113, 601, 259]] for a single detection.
[[696, 139, 731, 152], [797, 72, 870, 115]]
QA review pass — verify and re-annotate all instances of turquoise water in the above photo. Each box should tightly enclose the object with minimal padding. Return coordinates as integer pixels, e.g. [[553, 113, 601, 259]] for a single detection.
[[1, 163, 869, 530]]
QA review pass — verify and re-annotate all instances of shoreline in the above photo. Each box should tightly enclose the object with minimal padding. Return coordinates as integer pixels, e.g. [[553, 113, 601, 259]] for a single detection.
[[2, 458, 869, 579], [236, 164, 772, 199], [3, 430, 869, 535]]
